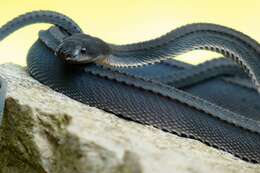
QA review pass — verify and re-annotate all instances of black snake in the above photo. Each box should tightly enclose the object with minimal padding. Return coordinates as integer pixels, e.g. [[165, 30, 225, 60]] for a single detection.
[[0, 10, 260, 163]]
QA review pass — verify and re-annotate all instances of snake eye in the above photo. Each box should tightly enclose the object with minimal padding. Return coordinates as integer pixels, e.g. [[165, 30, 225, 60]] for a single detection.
[[80, 47, 87, 54]]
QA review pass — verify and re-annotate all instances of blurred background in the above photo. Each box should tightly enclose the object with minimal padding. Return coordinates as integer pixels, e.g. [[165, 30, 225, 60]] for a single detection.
[[0, 0, 259, 65]]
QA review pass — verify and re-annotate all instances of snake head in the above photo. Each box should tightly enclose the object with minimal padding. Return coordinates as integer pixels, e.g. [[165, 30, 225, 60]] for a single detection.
[[55, 33, 110, 64]]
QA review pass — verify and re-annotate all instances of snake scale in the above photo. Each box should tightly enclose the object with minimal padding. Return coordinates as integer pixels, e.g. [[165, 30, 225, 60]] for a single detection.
[[0, 11, 260, 163]]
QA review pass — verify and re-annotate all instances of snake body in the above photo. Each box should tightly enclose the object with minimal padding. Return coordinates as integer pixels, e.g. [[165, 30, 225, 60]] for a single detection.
[[132, 58, 245, 88], [1, 11, 260, 163]]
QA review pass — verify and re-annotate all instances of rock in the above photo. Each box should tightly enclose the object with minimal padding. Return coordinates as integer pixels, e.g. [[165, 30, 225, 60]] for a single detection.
[[0, 63, 259, 173]]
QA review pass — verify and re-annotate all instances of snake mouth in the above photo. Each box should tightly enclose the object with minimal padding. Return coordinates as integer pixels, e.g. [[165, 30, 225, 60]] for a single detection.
[[60, 54, 107, 65], [64, 55, 93, 64]]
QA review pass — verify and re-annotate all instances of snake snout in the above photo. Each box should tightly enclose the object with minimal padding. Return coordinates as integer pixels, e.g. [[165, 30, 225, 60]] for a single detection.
[[55, 42, 89, 64]]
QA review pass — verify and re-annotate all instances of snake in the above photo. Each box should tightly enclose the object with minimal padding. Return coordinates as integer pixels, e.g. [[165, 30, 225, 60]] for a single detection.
[[0, 10, 260, 163]]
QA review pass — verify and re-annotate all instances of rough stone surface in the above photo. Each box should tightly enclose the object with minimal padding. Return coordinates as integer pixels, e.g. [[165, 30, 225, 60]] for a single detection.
[[0, 63, 259, 173]]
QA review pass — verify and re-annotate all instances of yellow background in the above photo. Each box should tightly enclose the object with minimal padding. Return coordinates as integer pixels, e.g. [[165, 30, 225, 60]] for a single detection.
[[0, 0, 259, 65]]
